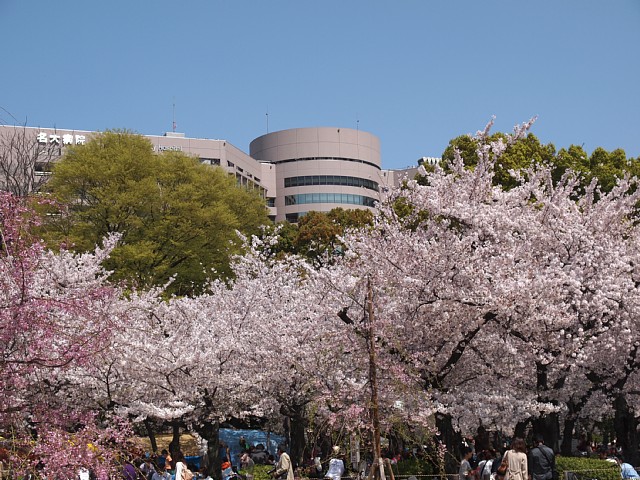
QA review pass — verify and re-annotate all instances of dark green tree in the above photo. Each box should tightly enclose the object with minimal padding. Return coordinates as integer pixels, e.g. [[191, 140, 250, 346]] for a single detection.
[[41, 130, 268, 296]]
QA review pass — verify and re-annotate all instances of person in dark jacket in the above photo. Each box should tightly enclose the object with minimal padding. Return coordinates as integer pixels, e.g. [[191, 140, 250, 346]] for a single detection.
[[528, 434, 556, 480]]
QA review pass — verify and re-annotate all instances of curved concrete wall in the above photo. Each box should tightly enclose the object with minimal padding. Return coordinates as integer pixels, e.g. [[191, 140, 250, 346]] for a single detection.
[[250, 127, 381, 167]]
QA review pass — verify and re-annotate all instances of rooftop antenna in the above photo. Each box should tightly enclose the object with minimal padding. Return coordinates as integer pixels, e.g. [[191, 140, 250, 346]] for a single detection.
[[172, 98, 177, 133], [356, 114, 360, 157], [266, 107, 269, 134]]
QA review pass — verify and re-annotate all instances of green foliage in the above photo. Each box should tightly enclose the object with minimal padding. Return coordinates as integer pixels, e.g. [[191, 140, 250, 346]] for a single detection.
[[392, 457, 435, 476], [441, 133, 556, 189], [556, 456, 620, 480], [267, 208, 374, 267], [249, 464, 276, 480], [441, 131, 635, 194], [41, 130, 269, 296]]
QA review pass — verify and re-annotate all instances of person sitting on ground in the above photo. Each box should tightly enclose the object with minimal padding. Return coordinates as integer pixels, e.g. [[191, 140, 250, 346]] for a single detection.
[[616, 456, 640, 479], [151, 462, 171, 480], [157, 450, 169, 471], [250, 445, 269, 465], [240, 451, 255, 480], [222, 461, 235, 480]]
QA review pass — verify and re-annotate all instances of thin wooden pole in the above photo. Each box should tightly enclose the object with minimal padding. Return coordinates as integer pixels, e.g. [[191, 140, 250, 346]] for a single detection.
[[367, 277, 382, 479]]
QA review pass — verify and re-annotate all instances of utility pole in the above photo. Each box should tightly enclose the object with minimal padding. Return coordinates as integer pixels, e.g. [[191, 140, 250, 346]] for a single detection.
[[366, 278, 394, 480]]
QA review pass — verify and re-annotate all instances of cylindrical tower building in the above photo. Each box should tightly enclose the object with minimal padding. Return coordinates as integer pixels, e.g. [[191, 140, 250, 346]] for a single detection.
[[250, 127, 381, 222]]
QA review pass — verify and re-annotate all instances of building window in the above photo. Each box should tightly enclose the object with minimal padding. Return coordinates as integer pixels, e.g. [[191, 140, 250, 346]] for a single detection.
[[284, 175, 378, 191], [200, 158, 220, 166], [285, 212, 307, 223], [266, 198, 275, 207], [284, 193, 376, 207], [227, 160, 235, 168]]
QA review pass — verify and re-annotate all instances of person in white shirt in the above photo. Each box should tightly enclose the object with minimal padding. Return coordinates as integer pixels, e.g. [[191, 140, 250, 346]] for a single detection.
[[325, 446, 345, 480], [478, 450, 496, 480], [271, 445, 294, 480]]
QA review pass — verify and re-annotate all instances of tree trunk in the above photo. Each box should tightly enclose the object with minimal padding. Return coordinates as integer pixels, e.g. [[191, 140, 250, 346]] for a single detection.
[[435, 413, 462, 474], [532, 413, 559, 452], [560, 415, 576, 456], [145, 419, 158, 453], [514, 420, 528, 440], [367, 279, 382, 473], [474, 426, 490, 452], [614, 396, 639, 466], [532, 361, 560, 451], [169, 423, 181, 459], [196, 420, 221, 480], [289, 405, 307, 468]]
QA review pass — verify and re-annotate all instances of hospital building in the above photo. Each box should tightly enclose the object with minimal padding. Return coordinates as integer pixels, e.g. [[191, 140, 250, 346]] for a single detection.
[[0, 124, 435, 222]]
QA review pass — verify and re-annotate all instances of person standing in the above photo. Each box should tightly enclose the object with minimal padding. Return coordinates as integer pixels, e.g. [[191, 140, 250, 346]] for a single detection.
[[528, 434, 556, 480], [174, 452, 193, 480], [476, 450, 495, 480], [324, 446, 345, 480], [503, 438, 528, 480], [271, 445, 294, 480], [459, 447, 474, 480]]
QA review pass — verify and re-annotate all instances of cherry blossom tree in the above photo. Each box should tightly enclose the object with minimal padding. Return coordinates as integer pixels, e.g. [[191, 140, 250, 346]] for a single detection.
[[111, 231, 354, 474], [313, 118, 640, 465]]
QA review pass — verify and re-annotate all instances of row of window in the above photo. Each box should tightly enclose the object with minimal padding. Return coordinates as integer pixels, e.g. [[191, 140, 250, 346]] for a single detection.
[[272, 156, 380, 170], [284, 175, 378, 191], [285, 193, 377, 207], [200, 158, 261, 184]]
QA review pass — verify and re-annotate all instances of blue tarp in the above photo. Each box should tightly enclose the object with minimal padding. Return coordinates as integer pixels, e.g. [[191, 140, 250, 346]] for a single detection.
[[219, 428, 285, 468]]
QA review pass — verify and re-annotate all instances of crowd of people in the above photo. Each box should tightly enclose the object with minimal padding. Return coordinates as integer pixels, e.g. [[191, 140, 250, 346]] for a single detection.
[[459, 435, 557, 480], [458, 434, 640, 480], [114, 439, 347, 480], [109, 431, 640, 480]]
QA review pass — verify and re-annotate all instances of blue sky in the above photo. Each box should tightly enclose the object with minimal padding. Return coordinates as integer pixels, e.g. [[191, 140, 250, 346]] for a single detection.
[[1, 0, 639, 170]]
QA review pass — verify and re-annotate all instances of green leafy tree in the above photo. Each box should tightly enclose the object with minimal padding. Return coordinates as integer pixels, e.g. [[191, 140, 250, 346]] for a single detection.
[[554, 144, 589, 184], [41, 130, 268, 296], [265, 208, 373, 266], [441, 131, 636, 193], [588, 147, 629, 192], [440, 133, 556, 189]]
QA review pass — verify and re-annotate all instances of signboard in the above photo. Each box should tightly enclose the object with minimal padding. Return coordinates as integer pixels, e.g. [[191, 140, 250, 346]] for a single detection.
[[154, 145, 183, 152], [37, 132, 86, 145]]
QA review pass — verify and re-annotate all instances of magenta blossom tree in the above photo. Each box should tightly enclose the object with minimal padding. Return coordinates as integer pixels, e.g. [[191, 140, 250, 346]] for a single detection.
[[0, 192, 133, 479]]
